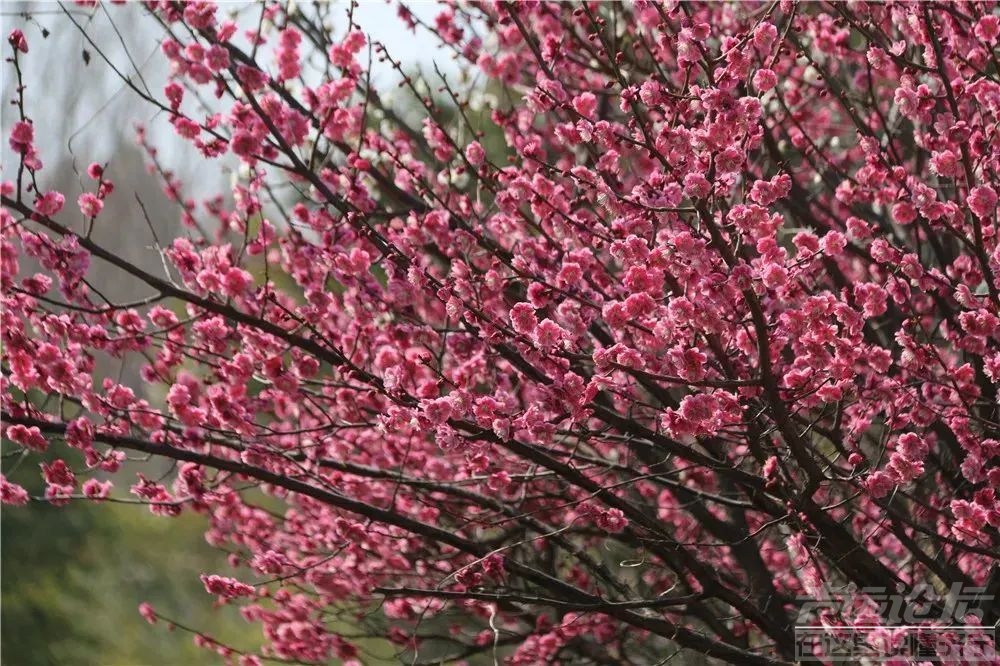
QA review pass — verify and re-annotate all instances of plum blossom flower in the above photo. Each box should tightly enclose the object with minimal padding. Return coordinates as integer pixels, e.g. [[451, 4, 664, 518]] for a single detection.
[[9, 121, 33, 153], [753, 68, 777, 91], [6, 424, 48, 451], [930, 150, 959, 177], [8, 29, 28, 53], [533, 319, 566, 350], [968, 186, 998, 219], [82, 478, 113, 499], [78, 193, 103, 218], [138, 602, 158, 625], [201, 574, 255, 599], [865, 471, 895, 498], [0, 475, 29, 505], [597, 508, 628, 533], [34, 191, 65, 216], [464, 141, 485, 166], [509, 302, 538, 334], [975, 15, 1000, 44], [753, 22, 778, 51]]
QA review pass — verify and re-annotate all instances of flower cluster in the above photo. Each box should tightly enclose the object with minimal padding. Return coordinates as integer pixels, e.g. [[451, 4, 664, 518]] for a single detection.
[[3, 2, 1000, 664]]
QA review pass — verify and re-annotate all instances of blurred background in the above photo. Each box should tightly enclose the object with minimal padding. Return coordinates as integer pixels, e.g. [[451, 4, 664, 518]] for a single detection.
[[1, 2, 464, 663]]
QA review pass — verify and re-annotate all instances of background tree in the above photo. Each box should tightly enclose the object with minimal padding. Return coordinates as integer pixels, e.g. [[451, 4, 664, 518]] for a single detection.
[[3, 2, 1000, 664]]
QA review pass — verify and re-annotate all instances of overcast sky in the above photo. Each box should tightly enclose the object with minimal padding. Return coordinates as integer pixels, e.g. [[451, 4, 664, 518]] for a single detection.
[[1, 1, 462, 199]]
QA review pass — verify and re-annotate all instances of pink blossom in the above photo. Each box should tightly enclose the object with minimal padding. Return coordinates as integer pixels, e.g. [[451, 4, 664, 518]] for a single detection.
[[8, 29, 28, 53], [679, 393, 717, 424], [251, 550, 288, 575], [44, 483, 73, 506], [865, 471, 895, 498], [0, 475, 29, 505], [423, 397, 454, 425], [230, 131, 261, 158], [222, 266, 253, 296], [753, 68, 777, 92], [202, 44, 229, 71], [167, 383, 192, 410], [896, 433, 928, 460], [6, 424, 48, 451], [749, 173, 791, 206], [532, 319, 566, 349], [819, 231, 846, 256], [760, 263, 788, 288], [753, 22, 778, 51], [6, 4, 1000, 663], [41, 459, 76, 487], [968, 185, 998, 219], [975, 15, 1000, 43], [82, 478, 113, 499], [572, 92, 598, 118], [182, 2, 216, 30], [77, 193, 103, 218], [464, 141, 485, 167], [65, 418, 95, 450], [115, 309, 144, 330], [888, 453, 924, 483], [335, 248, 371, 276], [891, 202, 917, 225], [509, 302, 538, 334], [597, 508, 628, 533], [762, 456, 779, 481], [9, 121, 33, 153], [929, 150, 959, 177], [623, 293, 654, 318], [557, 261, 583, 286], [201, 574, 255, 598], [894, 83, 920, 118], [854, 282, 888, 317], [164, 82, 184, 110], [846, 216, 871, 239], [683, 172, 711, 199], [34, 191, 65, 216], [138, 602, 158, 624]]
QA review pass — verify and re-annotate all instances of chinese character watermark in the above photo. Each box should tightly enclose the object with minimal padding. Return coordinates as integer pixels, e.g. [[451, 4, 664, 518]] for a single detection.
[[794, 584, 998, 662]]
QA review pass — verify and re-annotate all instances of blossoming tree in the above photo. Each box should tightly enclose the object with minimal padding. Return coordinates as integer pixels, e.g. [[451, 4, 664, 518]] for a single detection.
[[4, 1, 1000, 664]]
